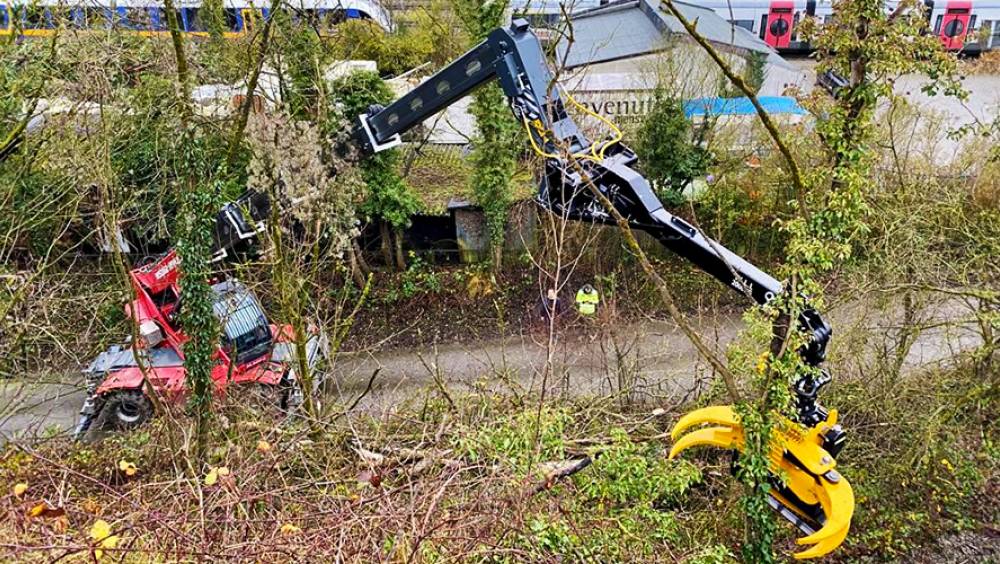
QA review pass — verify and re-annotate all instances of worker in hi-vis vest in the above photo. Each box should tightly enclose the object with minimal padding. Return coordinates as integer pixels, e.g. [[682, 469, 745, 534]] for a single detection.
[[575, 284, 600, 316]]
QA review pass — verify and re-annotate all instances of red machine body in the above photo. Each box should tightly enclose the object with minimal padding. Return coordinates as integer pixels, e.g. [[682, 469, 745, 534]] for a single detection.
[[76, 251, 326, 438]]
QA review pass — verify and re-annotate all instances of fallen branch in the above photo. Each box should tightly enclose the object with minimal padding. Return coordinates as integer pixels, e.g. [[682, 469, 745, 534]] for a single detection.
[[525, 457, 593, 496], [344, 367, 381, 413]]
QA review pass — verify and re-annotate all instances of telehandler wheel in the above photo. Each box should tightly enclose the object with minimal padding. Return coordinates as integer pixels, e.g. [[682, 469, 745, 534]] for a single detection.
[[101, 390, 153, 431]]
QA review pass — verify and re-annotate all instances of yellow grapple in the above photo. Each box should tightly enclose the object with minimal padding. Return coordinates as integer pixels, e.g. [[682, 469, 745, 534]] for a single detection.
[[670, 405, 855, 560]]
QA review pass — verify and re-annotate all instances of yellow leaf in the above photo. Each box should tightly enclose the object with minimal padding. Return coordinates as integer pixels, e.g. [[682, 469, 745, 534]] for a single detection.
[[13, 482, 27, 497], [256, 440, 272, 453], [90, 519, 121, 559], [756, 352, 769, 375], [94, 532, 120, 560], [90, 519, 112, 542], [217, 466, 230, 477], [118, 459, 138, 477], [204, 469, 219, 486], [279, 523, 301, 535]]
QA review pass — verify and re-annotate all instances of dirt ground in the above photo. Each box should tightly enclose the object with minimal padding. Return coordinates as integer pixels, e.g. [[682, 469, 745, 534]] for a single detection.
[[1, 295, 982, 442]]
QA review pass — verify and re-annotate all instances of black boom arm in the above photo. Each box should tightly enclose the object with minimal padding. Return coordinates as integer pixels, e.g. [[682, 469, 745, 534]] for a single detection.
[[356, 20, 842, 452]]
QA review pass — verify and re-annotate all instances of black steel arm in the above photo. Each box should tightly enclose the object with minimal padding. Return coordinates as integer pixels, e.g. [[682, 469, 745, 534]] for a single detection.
[[355, 20, 841, 451]]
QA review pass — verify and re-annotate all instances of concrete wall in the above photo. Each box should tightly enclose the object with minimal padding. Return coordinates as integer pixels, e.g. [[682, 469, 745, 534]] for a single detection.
[[452, 201, 539, 263]]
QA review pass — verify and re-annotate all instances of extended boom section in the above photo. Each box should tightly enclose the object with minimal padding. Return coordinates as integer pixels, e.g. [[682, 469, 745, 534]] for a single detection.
[[356, 20, 852, 558]]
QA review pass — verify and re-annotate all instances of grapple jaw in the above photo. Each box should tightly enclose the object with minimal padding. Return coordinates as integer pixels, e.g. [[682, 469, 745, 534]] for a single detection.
[[669, 405, 854, 560]]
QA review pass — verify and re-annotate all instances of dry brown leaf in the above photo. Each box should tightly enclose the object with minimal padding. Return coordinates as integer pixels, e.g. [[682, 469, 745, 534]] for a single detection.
[[27, 502, 65, 518]]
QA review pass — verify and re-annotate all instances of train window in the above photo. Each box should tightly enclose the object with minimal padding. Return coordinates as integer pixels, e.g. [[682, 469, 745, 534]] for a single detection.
[[298, 9, 318, 26], [117, 8, 153, 30], [316, 9, 346, 32], [969, 15, 976, 32], [791, 12, 800, 40], [84, 8, 107, 29], [157, 10, 184, 31], [64, 7, 86, 29], [0, 4, 8, 30], [944, 18, 965, 37], [224, 8, 239, 31], [183, 8, 206, 32], [934, 14, 942, 34], [770, 18, 789, 37], [731, 19, 754, 32], [23, 5, 52, 29], [759, 14, 768, 39]]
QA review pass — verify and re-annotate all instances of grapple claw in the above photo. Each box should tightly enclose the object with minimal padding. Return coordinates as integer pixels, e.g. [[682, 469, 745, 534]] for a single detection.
[[796, 472, 855, 546], [668, 425, 742, 459], [670, 405, 854, 560], [793, 518, 850, 560], [670, 405, 738, 440]]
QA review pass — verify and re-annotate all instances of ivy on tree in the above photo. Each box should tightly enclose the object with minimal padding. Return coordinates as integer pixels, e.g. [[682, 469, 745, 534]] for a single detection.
[[453, 0, 520, 269], [634, 87, 711, 207], [330, 70, 419, 271]]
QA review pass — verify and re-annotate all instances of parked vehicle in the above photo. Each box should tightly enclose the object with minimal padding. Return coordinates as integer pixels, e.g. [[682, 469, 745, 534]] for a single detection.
[[74, 249, 328, 440], [0, 0, 392, 39], [512, 0, 1000, 54]]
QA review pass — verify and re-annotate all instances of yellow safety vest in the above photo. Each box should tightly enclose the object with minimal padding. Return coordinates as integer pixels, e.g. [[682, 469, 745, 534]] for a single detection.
[[575, 288, 599, 315]]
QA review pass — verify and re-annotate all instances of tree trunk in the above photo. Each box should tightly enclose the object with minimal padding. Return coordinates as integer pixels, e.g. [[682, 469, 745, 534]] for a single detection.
[[379, 220, 393, 269], [348, 246, 366, 288], [353, 239, 372, 274], [393, 228, 406, 271], [491, 242, 503, 274]]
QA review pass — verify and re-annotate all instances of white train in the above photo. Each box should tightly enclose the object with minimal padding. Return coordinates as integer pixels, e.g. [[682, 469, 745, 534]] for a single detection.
[[0, 0, 392, 37], [511, 0, 1000, 53]]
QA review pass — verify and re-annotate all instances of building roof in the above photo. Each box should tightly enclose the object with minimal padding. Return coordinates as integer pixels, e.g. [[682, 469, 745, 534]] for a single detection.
[[510, 0, 609, 13], [555, 0, 778, 69]]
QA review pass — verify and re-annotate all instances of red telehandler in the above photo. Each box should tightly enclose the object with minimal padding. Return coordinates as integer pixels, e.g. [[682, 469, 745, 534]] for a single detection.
[[74, 196, 328, 440]]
